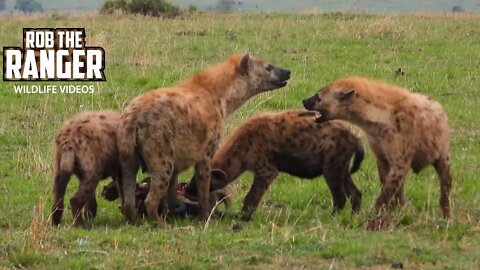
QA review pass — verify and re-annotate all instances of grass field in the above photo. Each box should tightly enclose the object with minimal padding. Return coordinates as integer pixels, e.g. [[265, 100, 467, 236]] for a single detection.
[[0, 12, 479, 269]]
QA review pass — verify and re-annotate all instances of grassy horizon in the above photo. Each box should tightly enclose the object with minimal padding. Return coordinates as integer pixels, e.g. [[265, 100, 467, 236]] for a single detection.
[[0, 12, 479, 269], [3, 0, 480, 13]]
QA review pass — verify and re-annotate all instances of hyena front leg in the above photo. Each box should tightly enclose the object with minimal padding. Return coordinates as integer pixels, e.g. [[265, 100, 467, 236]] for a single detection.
[[194, 159, 213, 221], [376, 157, 405, 206], [194, 141, 219, 221], [372, 142, 405, 208], [434, 155, 452, 218], [241, 165, 278, 221], [374, 161, 410, 214], [165, 172, 179, 216], [373, 145, 406, 204]]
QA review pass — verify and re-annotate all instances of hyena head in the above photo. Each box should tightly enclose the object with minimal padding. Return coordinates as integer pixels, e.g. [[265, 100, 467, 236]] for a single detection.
[[209, 169, 228, 189], [183, 169, 234, 207], [184, 169, 228, 196], [302, 82, 357, 123], [237, 54, 291, 93]]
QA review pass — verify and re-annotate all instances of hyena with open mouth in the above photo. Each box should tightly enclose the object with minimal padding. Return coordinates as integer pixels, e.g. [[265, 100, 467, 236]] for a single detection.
[[117, 53, 291, 224], [303, 77, 452, 226]]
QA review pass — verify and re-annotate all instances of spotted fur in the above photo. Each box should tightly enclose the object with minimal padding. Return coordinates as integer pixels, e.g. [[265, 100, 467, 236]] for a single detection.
[[186, 110, 365, 221], [51, 111, 120, 227], [117, 53, 290, 223], [303, 77, 452, 219]]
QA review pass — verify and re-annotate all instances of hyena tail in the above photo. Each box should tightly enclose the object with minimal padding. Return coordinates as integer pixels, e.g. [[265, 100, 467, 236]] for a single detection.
[[117, 117, 137, 165], [350, 140, 365, 174], [59, 147, 75, 173], [51, 148, 74, 226], [116, 116, 139, 223]]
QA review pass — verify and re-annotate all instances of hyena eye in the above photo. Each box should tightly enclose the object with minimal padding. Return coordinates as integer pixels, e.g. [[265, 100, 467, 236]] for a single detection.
[[265, 64, 273, 72]]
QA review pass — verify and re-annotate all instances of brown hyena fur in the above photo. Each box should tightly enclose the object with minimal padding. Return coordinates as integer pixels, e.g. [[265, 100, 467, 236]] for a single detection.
[[185, 110, 365, 221], [51, 111, 120, 227], [303, 76, 452, 219], [117, 53, 291, 223]]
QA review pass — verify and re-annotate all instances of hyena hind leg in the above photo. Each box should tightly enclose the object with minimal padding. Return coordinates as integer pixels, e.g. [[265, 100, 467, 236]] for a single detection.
[[434, 156, 453, 218], [70, 174, 99, 228], [323, 168, 348, 214], [119, 156, 140, 223], [142, 144, 174, 223], [343, 174, 362, 213], [51, 171, 72, 226], [241, 168, 278, 221]]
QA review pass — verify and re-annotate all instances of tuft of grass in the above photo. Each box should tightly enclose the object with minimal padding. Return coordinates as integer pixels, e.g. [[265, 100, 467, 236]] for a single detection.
[[26, 194, 53, 254]]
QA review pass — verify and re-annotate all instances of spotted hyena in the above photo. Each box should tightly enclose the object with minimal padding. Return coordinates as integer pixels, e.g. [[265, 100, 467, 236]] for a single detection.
[[117, 53, 291, 223], [185, 110, 365, 221], [303, 76, 452, 220], [51, 111, 120, 227]]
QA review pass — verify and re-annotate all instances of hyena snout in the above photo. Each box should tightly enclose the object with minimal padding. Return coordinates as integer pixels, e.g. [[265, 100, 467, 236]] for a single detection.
[[302, 94, 319, 111], [303, 95, 328, 123], [270, 65, 291, 88]]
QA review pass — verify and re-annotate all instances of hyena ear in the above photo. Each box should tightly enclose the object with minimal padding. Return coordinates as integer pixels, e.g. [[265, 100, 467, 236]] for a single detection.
[[239, 54, 250, 76], [337, 89, 356, 103], [211, 169, 227, 182]]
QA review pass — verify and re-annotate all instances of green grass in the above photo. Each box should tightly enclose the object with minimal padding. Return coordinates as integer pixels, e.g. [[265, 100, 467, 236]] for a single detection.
[[1, 12, 480, 269]]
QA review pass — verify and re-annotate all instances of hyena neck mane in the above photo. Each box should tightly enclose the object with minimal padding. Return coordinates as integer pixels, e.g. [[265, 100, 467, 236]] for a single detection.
[[181, 54, 255, 116], [343, 93, 403, 137]]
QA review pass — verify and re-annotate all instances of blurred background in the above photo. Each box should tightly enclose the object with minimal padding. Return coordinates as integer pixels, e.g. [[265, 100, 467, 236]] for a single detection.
[[1, 0, 480, 14]]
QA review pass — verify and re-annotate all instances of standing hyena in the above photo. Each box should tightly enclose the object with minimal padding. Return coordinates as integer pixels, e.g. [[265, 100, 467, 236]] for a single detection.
[[185, 110, 365, 221], [117, 53, 291, 223], [51, 111, 120, 227], [303, 77, 452, 220]]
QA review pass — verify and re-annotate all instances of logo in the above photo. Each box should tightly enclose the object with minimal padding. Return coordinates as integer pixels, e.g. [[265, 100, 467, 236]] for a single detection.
[[3, 28, 106, 81]]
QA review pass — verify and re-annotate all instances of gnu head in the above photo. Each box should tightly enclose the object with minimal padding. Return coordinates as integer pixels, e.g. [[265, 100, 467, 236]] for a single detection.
[[102, 181, 119, 201], [238, 54, 291, 92]]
